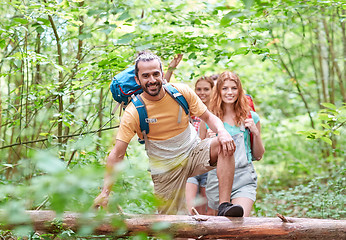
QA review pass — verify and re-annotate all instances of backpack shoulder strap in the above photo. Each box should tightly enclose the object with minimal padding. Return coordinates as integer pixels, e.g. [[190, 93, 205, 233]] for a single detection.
[[131, 95, 149, 135], [163, 84, 189, 115]]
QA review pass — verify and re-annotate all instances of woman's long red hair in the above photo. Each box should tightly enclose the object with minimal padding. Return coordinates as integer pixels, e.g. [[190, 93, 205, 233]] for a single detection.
[[209, 71, 250, 126]]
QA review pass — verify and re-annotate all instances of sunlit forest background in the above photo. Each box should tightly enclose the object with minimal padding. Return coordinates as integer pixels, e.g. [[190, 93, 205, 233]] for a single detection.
[[0, 0, 345, 239]]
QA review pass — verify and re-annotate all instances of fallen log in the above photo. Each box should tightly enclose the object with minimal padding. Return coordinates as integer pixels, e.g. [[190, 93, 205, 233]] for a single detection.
[[1, 210, 345, 239]]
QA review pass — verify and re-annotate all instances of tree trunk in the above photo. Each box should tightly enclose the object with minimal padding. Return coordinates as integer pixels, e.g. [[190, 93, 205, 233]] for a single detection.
[[322, 17, 345, 103], [63, 1, 84, 147], [46, 7, 64, 151], [97, 87, 104, 151], [341, 9, 346, 99], [2, 211, 345, 239], [316, 21, 329, 104], [270, 30, 315, 129]]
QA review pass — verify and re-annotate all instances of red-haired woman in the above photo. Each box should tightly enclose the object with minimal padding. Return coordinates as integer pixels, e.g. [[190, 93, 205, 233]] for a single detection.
[[200, 71, 265, 217]]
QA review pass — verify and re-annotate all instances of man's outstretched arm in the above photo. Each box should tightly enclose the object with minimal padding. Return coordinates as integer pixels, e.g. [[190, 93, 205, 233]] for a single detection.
[[165, 54, 183, 82], [94, 140, 129, 208]]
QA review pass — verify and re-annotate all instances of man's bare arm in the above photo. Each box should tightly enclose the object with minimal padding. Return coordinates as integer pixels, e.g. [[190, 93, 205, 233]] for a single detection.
[[199, 110, 235, 156], [94, 140, 129, 208]]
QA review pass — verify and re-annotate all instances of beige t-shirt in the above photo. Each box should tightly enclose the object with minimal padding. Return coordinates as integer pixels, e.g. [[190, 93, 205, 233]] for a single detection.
[[116, 83, 207, 143]]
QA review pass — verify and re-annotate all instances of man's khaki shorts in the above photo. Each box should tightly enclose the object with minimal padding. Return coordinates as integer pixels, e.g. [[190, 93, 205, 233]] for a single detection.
[[151, 138, 215, 215]]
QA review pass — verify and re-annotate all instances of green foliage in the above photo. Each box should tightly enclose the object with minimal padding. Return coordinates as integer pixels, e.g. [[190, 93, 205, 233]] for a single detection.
[[255, 163, 345, 219], [0, 0, 345, 238], [298, 103, 346, 146], [254, 103, 345, 219], [0, 142, 157, 238]]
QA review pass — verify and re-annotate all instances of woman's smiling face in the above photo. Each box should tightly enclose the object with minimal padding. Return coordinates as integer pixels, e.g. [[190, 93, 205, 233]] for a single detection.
[[195, 80, 213, 104], [221, 80, 238, 105]]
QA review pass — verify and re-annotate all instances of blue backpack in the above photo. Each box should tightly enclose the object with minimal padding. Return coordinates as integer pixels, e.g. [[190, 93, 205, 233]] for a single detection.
[[110, 66, 190, 144], [110, 65, 143, 110]]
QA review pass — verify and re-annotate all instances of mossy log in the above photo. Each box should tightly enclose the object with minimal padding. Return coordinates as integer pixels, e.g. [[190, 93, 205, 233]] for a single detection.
[[1, 210, 345, 239]]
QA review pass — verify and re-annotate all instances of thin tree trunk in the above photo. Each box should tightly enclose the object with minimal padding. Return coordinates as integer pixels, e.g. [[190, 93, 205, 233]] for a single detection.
[[46, 6, 64, 151], [0, 72, 2, 142], [6, 62, 23, 179], [97, 88, 104, 151], [316, 22, 329, 103], [24, 29, 30, 158], [32, 32, 42, 144], [2, 66, 12, 148], [340, 9, 346, 100], [34, 32, 42, 85], [328, 11, 336, 105], [4, 70, 12, 179], [270, 31, 315, 129], [309, 20, 322, 106], [63, 1, 84, 145], [322, 18, 345, 102]]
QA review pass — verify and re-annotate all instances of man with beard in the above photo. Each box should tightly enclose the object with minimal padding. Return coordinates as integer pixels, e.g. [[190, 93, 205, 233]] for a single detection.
[[94, 51, 244, 217]]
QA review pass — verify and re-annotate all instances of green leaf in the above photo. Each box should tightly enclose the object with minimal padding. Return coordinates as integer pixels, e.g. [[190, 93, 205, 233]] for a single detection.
[[188, 52, 197, 59], [117, 33, 135, 44], [318, 113, 332, 121], [194, 19, 201, 25], [97, 59, 109, 67], [320, 123, 331, 129], [63, 121, 71, 127], [0, 39, 6, 49], [220, 16, 231, 27], [61, 0, 70, 8], [320, 137, 332, 145], [118, 11, 131, 21], [11, 52, 23, 60], [37, 17, 50, 26], [241, 0, 254, 9], [13, 18, 29, 25], [321, 102, 336, 110], [220, 11, 244, 26], [251, 47, 270, 54], [87, 9, 104, 16], [234, 47, 250, 55], [296, 130, 310, 136], [332, 130, 340, 135], [314, 129, 325, 138], [28, 4, 41, 9], [36, 26, 45, 34]]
